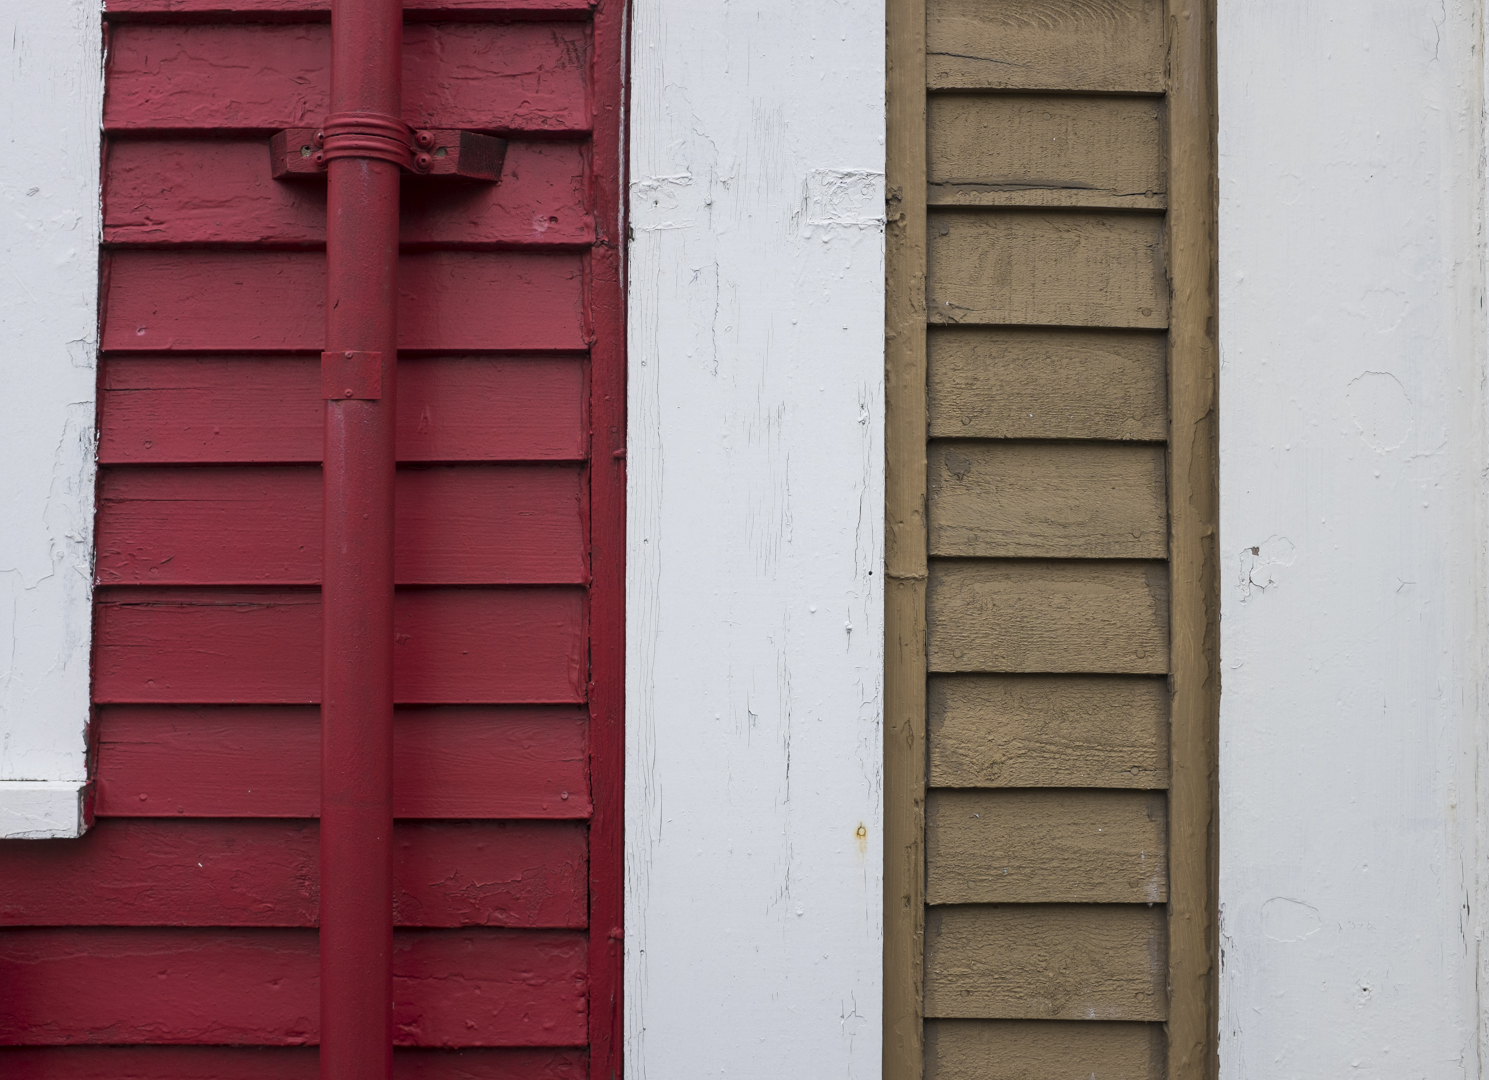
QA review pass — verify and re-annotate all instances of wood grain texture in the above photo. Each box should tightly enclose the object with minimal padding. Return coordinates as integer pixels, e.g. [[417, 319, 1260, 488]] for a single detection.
[[96, 464, 586, 585], [926, 0, 1164, 92], [100, 356, 586, 464], [104, 22, 587, 132], [928, 328, 1167, 441], [102, 251, 585, 353], [94, 705, 589, 818], [885, 0, 929, 1073], [0, 819, 587, 927], [105, 140, 592, 248], [925, 1019, 1163, 1080], [928, 211, 1167, 329], [926, 789, 1166, 904], [928, 95, 1165, 210], [924, 905, 1167, 1020], [92, 587, 585, 704], [926, 560, 1169, 674], [928, 441, 1168, 558], [1165, 3, 1221, 1077], [928, 674, 1169, 788], [0, 928, 587, 1046], [0, 1046, 587, 1080]]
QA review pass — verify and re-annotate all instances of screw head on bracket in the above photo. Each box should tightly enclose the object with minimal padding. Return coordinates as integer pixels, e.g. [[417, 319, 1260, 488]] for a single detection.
[[413, 130, 436, 150], [314, 129, 325, 148], [414, 153, 433, 172]]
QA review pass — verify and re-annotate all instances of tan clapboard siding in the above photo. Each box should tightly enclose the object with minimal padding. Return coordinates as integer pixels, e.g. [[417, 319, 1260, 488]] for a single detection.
[[926, 0, 1164, 93], [929, 441, 1167, 559], [928, 675, 1169, 789], [925, 904, 1167, 1020], [926, 789, 1166, 904], [928, 95, 1165, 211], [927, 211, 1167, 329], [925, 1019, 1164, 1080], [927, 560, 1169, 674], [928, 328, 1167, 442]]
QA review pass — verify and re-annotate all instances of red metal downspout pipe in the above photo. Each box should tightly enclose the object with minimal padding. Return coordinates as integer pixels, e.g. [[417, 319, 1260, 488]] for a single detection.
[[321, 0, 402, 1075]]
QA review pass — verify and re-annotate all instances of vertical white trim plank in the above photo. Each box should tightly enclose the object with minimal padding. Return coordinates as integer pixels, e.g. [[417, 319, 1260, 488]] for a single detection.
[[0, 0, 102, 838], [1218, 2, 1483, 1071], [626, 3, 886, 1076]]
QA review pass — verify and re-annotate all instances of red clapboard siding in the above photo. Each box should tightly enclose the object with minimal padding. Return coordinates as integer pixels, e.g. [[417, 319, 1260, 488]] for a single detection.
[[0, 928, 587, 1046], [92, 589, 585, 703], [99, 356, 586, 464], [104, 23, 587, 133], [0, 819, 587, 928], [0, 1046, 587, 1080], [95, 465, 587, 586], [94, 706, 590, 818], [104, 140, 592, 248], [102, 251, 586, 353]]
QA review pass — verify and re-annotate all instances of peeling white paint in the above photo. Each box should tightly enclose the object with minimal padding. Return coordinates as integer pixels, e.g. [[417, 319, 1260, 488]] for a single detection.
[[625, 2, 884, 1076], [1218, 2, 1483, 1072], [0, 0, 101, 838]]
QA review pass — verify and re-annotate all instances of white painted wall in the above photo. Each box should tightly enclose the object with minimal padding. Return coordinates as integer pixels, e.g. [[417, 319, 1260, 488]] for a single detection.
[[0, 0, 101, 839], [626, 2, 885, 1075], [1218, 2, 1484, 1073]]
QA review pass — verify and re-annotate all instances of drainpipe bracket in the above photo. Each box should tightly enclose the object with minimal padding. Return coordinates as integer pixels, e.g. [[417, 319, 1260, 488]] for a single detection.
[[271, 127, 507, 183], [322, 350, 383, 401]]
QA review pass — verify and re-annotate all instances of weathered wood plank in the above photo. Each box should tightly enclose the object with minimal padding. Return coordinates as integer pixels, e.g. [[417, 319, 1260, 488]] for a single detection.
[[924, 905, 1167, 1020], [0, 819, 587, 927], [107, 0, 593, 16], [928, 94, 1165, 210], [102, 251, 585, 353], [100, 356, 586, 465], [94, 705, 589, 819], [105, 22, 588, 132], [92, 588, 585, 704], [0, 928, 587, 1046], [926, 0, 1164, 93], [105, 140, 591, 248], [96, 464, 586, 586], [0, 1046, 587, 1080], [926, 789, 1166, 904], [929, 675, 1169, 788], [927, 560, 1169, 674], [925, 1019, 1164, 1080], [928, 211, 1167, 329], [928, 328, 1167, 441], [928, 441, 1167, 559]]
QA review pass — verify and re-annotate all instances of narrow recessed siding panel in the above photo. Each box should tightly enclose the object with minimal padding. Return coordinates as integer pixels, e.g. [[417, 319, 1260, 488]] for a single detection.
[[924, 1019, 1164, 1080], [926, 561, 1170, 674], [928, 675, 1169, 789]]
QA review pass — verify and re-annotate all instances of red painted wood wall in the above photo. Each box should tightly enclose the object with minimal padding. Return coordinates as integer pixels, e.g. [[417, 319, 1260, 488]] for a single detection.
[[0, 0, 625, 1074]]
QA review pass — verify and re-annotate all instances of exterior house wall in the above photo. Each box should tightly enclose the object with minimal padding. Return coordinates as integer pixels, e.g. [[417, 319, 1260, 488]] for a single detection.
[[1218, 1, 1486, 1073], [624, 1, 886, 1076], [0, 0, 103, 839]]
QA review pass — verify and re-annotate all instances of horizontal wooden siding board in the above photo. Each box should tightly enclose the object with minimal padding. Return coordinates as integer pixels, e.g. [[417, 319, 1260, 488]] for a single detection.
[[926, 560, 1169, 674], [924, 1019, 1164, 1080], [928, 94, 1164, 210], [0, 819, 587, 927], [928, 675, 1169, 788], [0, 928, 587, 1046], [924, 904, 1167, 1020], [926, 0, 1164, 93], [94, 705, 589, 818], [92, 587, 586, 703], [927, 211, 1167, 329], [99, 356, 586, 464], [105, 140, 592, 248], [104, 23, 588, 132], [96, 464, 587, 585], [926, 789, 1166, 904], [0, 1046, 589, 1080], [928, 441, 1167, 559], [102, 251, 585, 353]]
